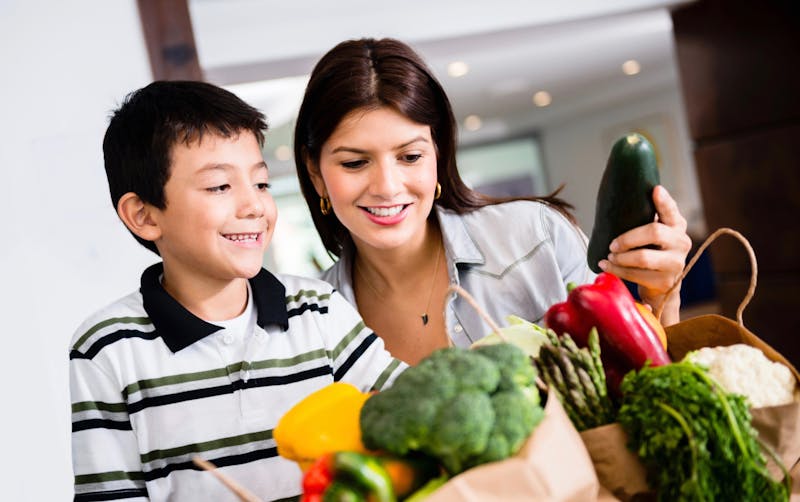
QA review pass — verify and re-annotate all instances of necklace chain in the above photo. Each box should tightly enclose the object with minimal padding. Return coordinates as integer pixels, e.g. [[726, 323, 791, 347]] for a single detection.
[[355, 242, 443, 326]]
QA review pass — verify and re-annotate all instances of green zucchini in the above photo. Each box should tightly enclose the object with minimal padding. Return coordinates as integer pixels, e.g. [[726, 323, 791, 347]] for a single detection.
[[587, 133, 660, 273]]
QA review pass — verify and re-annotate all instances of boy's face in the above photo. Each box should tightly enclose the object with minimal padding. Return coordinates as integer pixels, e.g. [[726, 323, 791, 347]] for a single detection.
[[152, 131, 276, 285]]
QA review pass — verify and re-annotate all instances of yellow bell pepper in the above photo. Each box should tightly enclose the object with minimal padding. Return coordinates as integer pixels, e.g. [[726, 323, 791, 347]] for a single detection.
[[273, 382, 371, 471], [635, 302, 668, 350]]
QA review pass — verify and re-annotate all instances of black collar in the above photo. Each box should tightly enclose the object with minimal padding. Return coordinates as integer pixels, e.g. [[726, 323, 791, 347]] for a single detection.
[[140, 263, 289, 353]]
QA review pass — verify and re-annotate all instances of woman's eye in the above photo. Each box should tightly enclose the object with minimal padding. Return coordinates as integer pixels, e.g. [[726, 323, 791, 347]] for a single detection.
[[341, 159, 366, 169], [401, 153, 422, 163], [256, 182, 272, 191], [206, 184, 230, 193]]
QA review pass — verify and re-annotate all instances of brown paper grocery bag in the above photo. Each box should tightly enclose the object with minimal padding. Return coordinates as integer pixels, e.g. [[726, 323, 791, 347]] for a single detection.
[[579, 424, 651, 501], [427, 395, 608, 502], [665, 315, 800, 482], [662, 230, 800, 482], [669, 229, 799, 489]]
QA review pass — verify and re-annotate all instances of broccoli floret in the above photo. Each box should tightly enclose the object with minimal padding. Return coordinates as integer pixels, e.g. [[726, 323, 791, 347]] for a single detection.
[[359, 344, 543, 475], [464, 388, 546, 469], [471, 342, 538, 393], [425, 390, 495, 474], [415, 347, 501, 393]]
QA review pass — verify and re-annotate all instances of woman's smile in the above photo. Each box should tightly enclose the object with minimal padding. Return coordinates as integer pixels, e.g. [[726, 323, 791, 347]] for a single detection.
[[360, 204, 411, 225]]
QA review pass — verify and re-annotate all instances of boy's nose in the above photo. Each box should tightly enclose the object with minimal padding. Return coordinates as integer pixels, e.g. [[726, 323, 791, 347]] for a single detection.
[[238, 189, 265, 218]]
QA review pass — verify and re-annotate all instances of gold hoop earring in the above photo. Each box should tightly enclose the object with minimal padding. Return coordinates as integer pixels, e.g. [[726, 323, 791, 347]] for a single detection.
[[320, 196, 332, 215], [434, 182, 442, 200]]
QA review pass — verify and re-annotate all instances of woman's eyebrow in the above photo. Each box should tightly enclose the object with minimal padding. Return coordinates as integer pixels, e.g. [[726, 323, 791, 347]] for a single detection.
[[329, 136, 430, 154]]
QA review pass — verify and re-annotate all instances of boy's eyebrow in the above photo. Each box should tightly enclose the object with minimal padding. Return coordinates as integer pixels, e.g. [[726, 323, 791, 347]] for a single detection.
[[330, 136, 430, 154], [196, 161, 268, 173]]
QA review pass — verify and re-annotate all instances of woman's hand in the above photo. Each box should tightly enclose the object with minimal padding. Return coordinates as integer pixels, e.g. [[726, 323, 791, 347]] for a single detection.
[[598, 185, 692, 326]]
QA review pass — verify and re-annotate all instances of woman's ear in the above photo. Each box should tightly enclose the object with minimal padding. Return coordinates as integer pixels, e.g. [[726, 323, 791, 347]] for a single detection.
[[306, 156, 327, 197], [116, 192, 162, 242]]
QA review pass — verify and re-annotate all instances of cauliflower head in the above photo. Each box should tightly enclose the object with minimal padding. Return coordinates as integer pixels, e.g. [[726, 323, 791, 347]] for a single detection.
[[686, 344, 798, 408]]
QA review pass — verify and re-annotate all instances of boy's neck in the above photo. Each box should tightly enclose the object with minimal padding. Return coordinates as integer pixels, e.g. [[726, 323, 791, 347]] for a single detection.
[[160, 266, 250, 322]]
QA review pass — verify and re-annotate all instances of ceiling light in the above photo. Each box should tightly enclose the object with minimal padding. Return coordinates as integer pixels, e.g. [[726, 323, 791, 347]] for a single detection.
[[274, 144, 293, 161], [464, 115, 482, 131], [447, 61, 469, 78], [622, 59, 641, 75], [532, 91, 552, 107]]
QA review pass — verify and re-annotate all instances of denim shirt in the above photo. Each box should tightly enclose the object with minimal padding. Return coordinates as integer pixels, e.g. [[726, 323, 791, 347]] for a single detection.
[[321, 201, 595, 348]]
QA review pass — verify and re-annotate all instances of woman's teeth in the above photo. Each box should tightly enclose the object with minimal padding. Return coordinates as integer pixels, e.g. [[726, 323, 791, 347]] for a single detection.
[[365, 205, 404, 217]]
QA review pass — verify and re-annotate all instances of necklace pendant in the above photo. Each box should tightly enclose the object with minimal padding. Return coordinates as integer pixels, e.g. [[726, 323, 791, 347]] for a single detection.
[[421, 313, 429, 325]]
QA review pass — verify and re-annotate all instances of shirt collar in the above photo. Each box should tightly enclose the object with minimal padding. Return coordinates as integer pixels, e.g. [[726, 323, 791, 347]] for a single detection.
[[141, 262, 289, 353], [435, 205, 485, 266]]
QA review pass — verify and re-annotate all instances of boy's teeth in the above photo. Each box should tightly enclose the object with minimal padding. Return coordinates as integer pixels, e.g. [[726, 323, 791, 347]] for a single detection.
[[225, 233, 258, 241], [366, 205, 403, 217]]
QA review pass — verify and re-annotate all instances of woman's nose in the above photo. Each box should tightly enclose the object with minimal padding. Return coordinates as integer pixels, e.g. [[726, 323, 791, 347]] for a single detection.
[[369, 159, 402, 197]]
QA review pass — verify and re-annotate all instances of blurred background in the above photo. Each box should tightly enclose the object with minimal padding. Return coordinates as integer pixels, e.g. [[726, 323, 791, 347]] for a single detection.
[[1, 0, 797, 498]]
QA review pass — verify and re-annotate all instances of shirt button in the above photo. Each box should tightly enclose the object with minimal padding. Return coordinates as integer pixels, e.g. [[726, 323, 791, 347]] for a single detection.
[[222, 333, 234, 345], [453, 324, 463, 333]]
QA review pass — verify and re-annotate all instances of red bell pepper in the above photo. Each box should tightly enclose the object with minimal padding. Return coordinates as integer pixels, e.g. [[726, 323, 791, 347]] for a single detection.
[[544, 272, 670, 392], [301, 453, 334, 502], [300, 451, 403, 502]]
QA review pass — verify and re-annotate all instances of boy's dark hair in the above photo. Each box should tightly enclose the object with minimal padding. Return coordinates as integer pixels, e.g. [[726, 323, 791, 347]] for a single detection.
[[103, 80, 268, 255]]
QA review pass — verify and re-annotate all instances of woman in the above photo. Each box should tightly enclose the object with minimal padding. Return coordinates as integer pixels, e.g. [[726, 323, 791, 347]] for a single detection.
[[294, 38, 692, 365]]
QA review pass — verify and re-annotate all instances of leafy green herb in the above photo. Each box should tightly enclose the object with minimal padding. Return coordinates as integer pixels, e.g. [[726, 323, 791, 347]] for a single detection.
[[618, 361, 789, 501]]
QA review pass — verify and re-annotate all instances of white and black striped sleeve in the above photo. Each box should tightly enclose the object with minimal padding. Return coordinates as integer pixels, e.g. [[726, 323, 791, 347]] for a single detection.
[[70, 356, 149, 501]]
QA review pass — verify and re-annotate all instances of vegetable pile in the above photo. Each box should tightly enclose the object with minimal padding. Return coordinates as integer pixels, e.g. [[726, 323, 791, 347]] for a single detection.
[[274, 342, 545, 501], [532, 270, 793, 501], [272, 264, 796, 501], [360, 343, 544, 475]]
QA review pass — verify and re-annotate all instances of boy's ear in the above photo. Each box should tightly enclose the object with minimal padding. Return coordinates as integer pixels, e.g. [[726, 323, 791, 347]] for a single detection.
[[116, 192, 162, 242], [305, 156, 327, 197]]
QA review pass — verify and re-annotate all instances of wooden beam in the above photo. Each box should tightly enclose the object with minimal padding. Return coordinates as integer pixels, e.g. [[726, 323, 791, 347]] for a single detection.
[[137, 0, 203, 81]]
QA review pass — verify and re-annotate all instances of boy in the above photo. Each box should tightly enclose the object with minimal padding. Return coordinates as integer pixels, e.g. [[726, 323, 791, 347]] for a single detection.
[[69, 81, 406, 501]]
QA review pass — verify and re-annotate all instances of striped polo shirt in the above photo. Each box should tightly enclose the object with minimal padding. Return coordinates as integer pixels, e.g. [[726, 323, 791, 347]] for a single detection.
[[69, 263, 406, 501]]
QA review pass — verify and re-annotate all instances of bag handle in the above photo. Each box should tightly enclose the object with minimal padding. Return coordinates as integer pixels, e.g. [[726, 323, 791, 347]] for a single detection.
[[445, 284, 506, 342], [655, 227, 758, 327]]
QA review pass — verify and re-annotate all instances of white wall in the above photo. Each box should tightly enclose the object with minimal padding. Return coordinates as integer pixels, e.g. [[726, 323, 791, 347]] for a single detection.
[[0, 1, 155, 498]]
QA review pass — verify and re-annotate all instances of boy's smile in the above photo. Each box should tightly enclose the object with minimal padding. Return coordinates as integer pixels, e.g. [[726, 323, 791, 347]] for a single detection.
[[150, 131, 276, 301]]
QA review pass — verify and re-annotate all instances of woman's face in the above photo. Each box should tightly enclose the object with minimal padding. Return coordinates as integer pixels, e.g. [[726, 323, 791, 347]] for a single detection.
[[311, 106, 439, 253]]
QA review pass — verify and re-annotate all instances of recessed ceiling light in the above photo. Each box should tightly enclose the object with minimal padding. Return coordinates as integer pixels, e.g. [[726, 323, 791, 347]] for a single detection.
[[622, 59, 641, 76], [464, 115, 482, 131], [532, 91, 552, 107], [275, 144, 293, 161], [447, 61, 469, 78]]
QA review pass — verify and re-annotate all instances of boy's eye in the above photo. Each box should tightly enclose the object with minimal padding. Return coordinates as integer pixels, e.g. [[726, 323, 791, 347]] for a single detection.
[[206, 184, 230, 193], [401, 153, 423, 163]]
